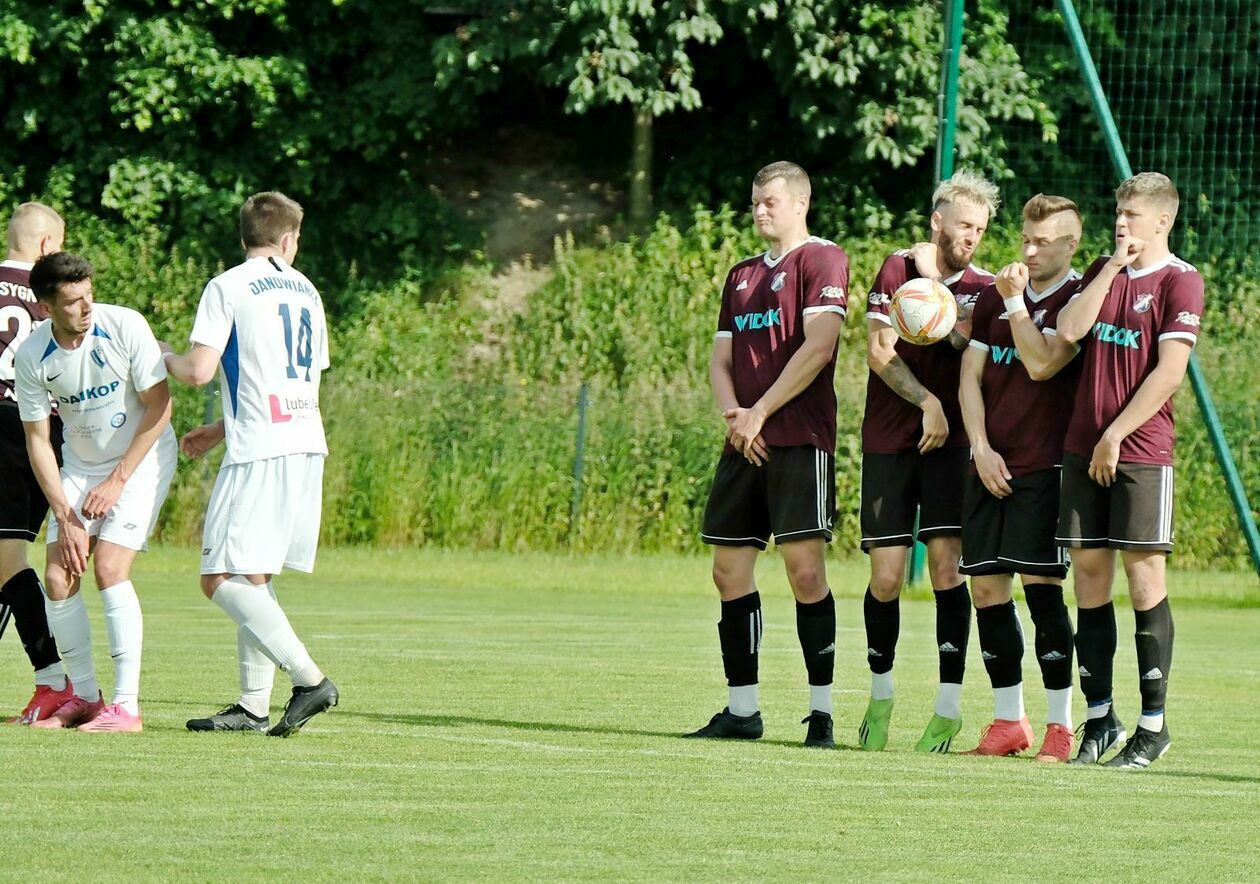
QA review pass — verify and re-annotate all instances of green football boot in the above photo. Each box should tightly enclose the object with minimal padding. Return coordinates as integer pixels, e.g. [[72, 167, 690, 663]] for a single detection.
[[857, 697, 894, 751], [915, 712, 964, 753]]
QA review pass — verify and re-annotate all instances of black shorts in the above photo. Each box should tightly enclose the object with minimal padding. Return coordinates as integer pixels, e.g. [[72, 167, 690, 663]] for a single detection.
[[1056, 452, 1174, 553], [701, 445, 835, 550], [960, 468, 1069, 578], [859, 447, 967, 550], [0, 405, 62, 542]]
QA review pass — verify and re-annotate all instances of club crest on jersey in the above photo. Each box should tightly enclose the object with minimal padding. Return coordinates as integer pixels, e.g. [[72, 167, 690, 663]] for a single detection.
[[1133, 293, 1156, 313], [91, 347, 106, 368], [770, 272, 787, 292]]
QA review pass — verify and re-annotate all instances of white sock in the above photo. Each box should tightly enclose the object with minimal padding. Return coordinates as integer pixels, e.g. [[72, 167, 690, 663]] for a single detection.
[[809, 684, 833, 715], [994, 684, 1025, 721], [34, 663, 67, 690], [1137, 711, 1164, 732], [211, 577, 322, 687], [43, 591, 98, 701], [1086, 701, 1112, 720], [237, 625, 275, 718], [728, 684, 759, 717], [871, 671, 894, 701], [934, 683, 962, 719], [1046, 687, 1073, 728], [100, 581, 143, 715]]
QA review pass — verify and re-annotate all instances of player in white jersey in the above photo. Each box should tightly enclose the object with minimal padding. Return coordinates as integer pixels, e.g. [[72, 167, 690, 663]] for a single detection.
[[0, 202, 73, 724], [163, 191, 338, 736], [15, 252, 176, 733]]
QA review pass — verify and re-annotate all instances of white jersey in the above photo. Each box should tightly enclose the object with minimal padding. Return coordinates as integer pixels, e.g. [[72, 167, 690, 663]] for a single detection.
[[191, 255, 329, 467], [15, 303, 173, 472]]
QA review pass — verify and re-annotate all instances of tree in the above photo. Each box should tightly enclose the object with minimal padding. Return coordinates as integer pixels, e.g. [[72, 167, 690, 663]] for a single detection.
[[433, 1, 723, 228]]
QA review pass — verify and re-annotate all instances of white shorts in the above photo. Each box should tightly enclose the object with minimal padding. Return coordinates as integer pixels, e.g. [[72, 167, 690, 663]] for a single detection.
[[46, 431, 177, 552], [201, 453, 324, 576]]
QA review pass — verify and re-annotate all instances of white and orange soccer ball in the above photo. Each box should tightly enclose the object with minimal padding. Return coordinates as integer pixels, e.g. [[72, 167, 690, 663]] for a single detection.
[[890, 277, 958, 345]]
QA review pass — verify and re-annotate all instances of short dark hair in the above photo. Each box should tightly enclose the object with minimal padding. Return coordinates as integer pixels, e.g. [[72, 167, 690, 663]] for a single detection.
[[753, 161, 811, 196], [240, 191, 304, 249], [29, 252, 93, 303]]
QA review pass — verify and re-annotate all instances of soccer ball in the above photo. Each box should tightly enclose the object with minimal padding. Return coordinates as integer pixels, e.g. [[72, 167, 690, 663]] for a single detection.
[[890, 277, 958, 345]]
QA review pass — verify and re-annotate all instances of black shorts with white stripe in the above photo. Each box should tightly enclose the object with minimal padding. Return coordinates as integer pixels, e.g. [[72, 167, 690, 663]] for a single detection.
[[960, 468, 1069, 578], [859, 447, 967, 551], [1055, 452, 1175, 553], [701, 445, 835, 550]]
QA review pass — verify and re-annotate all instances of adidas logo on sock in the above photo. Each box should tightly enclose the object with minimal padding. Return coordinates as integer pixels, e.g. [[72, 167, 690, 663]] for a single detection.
[[867, 648, 882, 657], [939, 642, 960, 653], [981, 651, 997, 661], [1040, 651, 1067, 661], [1141, 667, 1164, 680], [818, 643, 836, 655], [1078, 665, 1092, 677]]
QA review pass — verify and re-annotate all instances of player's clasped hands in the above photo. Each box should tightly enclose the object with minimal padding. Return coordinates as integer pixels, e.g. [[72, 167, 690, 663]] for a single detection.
[[994, 262, 1030, 298], [724, 406, 769, 466]]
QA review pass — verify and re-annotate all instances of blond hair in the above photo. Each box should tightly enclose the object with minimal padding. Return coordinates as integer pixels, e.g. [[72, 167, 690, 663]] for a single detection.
[[7, 202, 64, 253], [1116, 172, 1179, 221], [932, 169, 1000, 217]]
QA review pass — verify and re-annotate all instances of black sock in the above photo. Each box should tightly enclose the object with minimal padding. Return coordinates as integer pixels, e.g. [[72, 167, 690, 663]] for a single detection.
[[718, 592, 762, 687], [0, 569, 60, 671], [1135, 597, 1174, 721], [796, 591, 836, 687], [1075, 602, 1117, 708], [863, 587, 899, 674], [1024, 584, 1074, 691], [935, 582, 971, 685], [975, 600, 1023, 689]]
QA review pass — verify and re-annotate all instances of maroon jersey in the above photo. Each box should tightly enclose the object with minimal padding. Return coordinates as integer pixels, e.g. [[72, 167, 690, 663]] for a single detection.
[[969, 271, 1082, 476], [1064, 254, 1204, 465], [0, 261, 43, 404], [862, 253, 994, 453], [716, 237, 849, 453]]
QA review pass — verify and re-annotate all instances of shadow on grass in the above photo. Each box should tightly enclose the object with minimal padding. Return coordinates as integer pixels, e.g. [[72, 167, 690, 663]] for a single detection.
[[337, 709, 858, 750]]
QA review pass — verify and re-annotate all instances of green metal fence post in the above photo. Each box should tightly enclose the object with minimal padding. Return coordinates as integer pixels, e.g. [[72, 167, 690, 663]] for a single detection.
[[917, 0, 966, 587], [1058, 0, 1260, 576]]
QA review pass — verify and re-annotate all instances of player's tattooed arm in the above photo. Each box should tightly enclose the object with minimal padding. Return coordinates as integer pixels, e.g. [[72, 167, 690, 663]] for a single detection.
[[867, 321, 948, 452]]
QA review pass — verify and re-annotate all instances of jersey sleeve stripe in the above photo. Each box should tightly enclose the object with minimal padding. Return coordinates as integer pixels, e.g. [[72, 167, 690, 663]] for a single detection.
[[802, 305, 846, 317], [1158, 332, 1198, 344]]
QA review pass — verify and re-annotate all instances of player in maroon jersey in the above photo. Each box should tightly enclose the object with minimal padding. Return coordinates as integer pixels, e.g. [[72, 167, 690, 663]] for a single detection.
[[0, 202, 71, 723], [686, 162, 849, 748], [1052, 173, 1204, 769], [857, 170, 998, 754], [958, 194, 1084, 762]]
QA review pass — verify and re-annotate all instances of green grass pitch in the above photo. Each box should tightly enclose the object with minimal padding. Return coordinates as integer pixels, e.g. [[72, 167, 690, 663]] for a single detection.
[[1, 547, 1257, 880]]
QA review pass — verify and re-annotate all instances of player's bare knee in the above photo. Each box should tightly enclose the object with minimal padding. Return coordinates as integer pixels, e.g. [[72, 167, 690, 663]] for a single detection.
[[200, 574, 225, 599], [786, 561, 826, 601], [868, 567, 902, 601], [971, 576, 1011, 608]]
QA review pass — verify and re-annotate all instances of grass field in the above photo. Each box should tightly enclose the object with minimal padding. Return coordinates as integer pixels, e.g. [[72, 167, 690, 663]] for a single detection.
[[1, 547, 1258, 880]]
